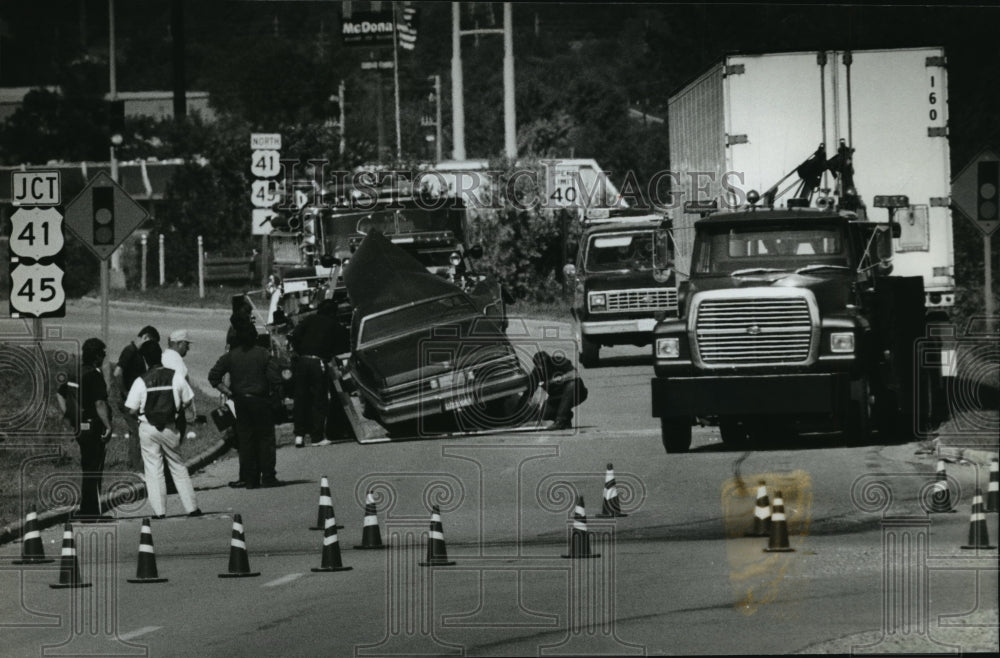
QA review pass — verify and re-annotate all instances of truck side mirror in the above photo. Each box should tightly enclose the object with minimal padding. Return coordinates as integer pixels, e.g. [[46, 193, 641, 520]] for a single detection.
[[468, 244, 484, 259]]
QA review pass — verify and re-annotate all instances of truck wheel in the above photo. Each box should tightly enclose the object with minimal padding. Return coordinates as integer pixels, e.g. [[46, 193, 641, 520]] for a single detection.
[[719, 417, 749, 447], [661, 417, 692, 453], [580, 337, 600, 368]]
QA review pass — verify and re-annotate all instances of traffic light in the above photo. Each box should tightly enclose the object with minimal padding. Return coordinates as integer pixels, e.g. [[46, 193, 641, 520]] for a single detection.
[[978, 160, 999, 222], [92, 187, 114, 246]]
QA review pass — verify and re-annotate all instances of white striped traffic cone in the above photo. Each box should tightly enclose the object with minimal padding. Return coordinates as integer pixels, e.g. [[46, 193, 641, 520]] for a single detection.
[[595, 463, 627, 518], [747, 481, 771, 538], [48, 523, 91, 589], [419, 505, 456, 567], [218, 514, 261, 578], [763, 491, 795, 553], [986, 459, 998, 513], [354, 491, 385, 550], [930, 460, 955, 513], [961, 489, 997, 550], [311, 506, 352, 573], [13, 508, 54, 565], [127, 518, 168, 583], [562, 496, 600, 559], [309, 476, 344, 530]]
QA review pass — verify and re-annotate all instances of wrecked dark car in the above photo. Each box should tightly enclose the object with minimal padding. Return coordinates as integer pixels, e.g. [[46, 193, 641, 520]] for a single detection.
[[344, 231, 529, 430]]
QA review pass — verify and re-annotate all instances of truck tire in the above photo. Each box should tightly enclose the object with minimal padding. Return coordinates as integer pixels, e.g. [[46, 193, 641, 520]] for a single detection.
[[661, 417, 692, 453], [580, 337, 600, 368]]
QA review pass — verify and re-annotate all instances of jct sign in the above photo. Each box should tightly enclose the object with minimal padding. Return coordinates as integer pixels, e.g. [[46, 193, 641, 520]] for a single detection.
[[341, 10, 395, 45]]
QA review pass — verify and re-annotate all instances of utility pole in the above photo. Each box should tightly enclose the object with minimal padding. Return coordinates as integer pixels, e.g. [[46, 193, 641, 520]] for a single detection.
[[502, 3, 516, 159], [338, 80, 346, 158], [392, 1, 402, 161], [451, 3, 465, 160], [433, 74, 443, 163]]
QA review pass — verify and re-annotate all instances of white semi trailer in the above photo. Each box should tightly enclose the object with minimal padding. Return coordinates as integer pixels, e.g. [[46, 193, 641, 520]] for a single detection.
[[668, 47, 955, 313]]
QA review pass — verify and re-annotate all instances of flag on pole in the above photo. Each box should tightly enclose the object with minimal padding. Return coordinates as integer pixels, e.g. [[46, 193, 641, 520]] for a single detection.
[[397, 3, 417, 51]]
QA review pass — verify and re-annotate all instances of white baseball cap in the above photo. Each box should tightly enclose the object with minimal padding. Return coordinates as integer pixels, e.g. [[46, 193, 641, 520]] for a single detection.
[[169, 329, 191, 343]]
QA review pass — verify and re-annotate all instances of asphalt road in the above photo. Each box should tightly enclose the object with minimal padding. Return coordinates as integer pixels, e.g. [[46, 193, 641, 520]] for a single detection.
[[1, 303, 997, 656]]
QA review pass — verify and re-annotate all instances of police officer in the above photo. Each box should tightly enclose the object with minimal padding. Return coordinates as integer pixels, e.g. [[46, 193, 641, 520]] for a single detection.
[[209, 317, 284, 488], [526, 351, 589, 430], [63, 338, 114, 521], [289, 299, 350, 447]]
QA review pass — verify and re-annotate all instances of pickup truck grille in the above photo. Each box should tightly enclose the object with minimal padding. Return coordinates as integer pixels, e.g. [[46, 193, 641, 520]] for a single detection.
[[695, 297, 812, 364], [601, 288, 678, 313]]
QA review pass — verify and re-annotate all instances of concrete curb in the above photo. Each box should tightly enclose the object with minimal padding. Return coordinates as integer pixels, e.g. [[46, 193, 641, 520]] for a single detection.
[[935, 441, 999, 468], [75, 296, 230, 316], [0, 434, 234, 547]]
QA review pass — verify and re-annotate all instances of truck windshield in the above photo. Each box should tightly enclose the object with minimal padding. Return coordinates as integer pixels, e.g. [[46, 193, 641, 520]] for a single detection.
[[585, 231, 655, 272], [694, 225, 846, 275]]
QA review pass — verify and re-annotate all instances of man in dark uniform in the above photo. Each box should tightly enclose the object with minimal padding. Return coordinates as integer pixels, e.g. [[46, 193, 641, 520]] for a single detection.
[[113, 325, 159, 470], [289, 299, 350, 447], [526, 350, 589, 430], [209, 317, 283, 488], [61, 338, 114, 521]]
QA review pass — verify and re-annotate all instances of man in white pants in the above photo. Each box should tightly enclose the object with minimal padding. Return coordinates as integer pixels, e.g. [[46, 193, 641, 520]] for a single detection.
[[125, 341, 202, 518]]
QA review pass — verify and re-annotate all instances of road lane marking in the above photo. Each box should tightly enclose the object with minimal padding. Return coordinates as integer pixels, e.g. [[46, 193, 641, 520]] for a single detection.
[[262, 573, 304, 588], [119, 626, 161, 641]]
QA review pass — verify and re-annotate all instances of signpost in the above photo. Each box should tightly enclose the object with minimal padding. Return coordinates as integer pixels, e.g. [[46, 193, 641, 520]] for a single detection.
[[64, 171, 149, 344], [251, 133, 282, 289], [951, 149, 1000, 321], [7, 171, 66, 323]]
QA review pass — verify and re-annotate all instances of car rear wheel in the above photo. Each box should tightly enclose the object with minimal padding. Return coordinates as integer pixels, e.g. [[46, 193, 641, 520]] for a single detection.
[[661, 416, 692, 453]]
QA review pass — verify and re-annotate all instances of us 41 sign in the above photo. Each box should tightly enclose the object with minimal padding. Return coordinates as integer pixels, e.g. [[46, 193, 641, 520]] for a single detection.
[[7, 171, 66, 318]]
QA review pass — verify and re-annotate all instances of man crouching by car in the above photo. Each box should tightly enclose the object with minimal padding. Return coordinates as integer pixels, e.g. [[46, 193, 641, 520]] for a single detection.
[[525, 350, 589, 430]]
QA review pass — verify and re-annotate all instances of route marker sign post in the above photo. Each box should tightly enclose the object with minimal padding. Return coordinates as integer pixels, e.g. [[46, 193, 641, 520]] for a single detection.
[[64, 171, 150, 344], [7, 170, 66, 319], [951, 149, 1000, 320], [251, 133, 282, 290]]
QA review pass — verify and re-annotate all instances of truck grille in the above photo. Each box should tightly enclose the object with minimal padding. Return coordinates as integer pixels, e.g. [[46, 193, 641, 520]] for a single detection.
[[601, 288, 678, 313], [695, 297, 812, 364]]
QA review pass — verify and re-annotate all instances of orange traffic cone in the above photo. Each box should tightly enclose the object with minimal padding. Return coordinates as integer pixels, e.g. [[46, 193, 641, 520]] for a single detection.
[[127, 518, 168, 583], [354, 491, 385, 550], [218, 514, 261, 578], [562, 496, 600, 559], [763, 491, 795, 553], [930, 460, 955, 513], [986, 459, 998, 513], [49, 523, 91, 589], [746, 481, 771, 538], [311, 506, 352, 573], [595, 463, 627, 518], [309, 476, 343, 530], [13, 508, 54, 565], [419, 505, 456, 567], [961, 489, 997, 550]]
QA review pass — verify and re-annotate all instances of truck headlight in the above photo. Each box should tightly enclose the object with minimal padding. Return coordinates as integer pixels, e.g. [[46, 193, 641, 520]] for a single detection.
[[655, 337, 680, 359], [830, 332, 855, 353], [589, 293, 606, 311]]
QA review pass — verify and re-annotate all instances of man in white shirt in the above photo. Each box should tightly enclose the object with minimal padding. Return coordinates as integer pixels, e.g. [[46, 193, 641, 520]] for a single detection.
[[125, 341, 202, 518], [162, 329, 191, 380]]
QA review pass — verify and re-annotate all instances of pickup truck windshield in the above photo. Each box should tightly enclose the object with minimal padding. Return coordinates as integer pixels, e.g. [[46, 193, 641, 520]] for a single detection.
[[358, 293, 477, 347], [585, 231, 655, 272], [694, 225, 847, 275]]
